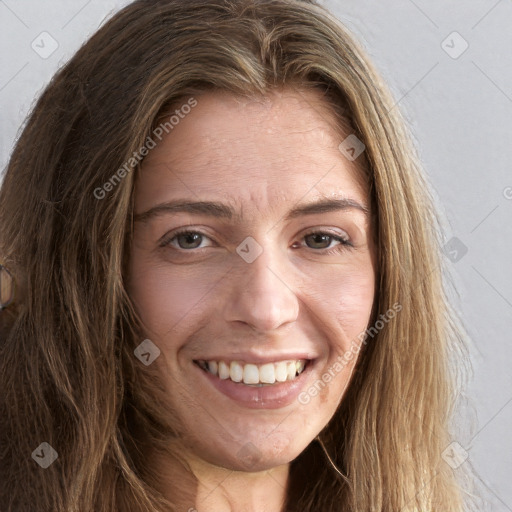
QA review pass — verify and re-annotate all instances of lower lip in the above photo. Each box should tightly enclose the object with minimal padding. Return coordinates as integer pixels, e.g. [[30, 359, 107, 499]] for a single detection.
[[194, 361, 315, 409]]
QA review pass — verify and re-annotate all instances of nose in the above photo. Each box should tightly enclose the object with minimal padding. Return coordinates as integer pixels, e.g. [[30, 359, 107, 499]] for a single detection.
[[222, 241, 300, 333]]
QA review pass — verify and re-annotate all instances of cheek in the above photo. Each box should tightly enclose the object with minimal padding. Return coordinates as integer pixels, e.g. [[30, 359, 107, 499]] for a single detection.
[[296, 259, 374, 411], [337, 274, 375, 329], [310, 261, 376, 337], [127, 250, 217, 338], [128, 244, 376, 345]]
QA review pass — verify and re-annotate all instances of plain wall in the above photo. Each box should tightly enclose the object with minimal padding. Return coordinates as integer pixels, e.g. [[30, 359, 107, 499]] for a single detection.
[[1, 1, 511, 510]]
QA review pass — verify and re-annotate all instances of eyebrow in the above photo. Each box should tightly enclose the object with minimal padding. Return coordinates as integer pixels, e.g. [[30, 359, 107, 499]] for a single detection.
[[133, 197, 369, 224]]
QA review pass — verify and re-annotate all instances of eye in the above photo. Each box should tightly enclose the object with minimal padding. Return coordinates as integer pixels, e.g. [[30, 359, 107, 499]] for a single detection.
[[297, 229, 352, 254], [160, 228, 352, 255], [159, 228, 213, 250]]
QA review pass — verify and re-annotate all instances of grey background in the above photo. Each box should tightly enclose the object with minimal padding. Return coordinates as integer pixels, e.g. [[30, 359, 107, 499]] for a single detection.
[[1, 0, 511, 510]]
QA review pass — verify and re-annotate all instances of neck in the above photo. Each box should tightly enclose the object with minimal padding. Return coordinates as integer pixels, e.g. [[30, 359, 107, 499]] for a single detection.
[[151, 447, 290, 512]]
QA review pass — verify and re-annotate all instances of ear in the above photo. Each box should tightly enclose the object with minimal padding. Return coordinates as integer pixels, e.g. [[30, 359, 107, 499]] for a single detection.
[[0, 264, 15, 309]]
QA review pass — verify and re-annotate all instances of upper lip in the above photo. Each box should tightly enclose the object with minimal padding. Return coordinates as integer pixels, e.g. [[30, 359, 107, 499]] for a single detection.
[[193, 351, 318, 365]]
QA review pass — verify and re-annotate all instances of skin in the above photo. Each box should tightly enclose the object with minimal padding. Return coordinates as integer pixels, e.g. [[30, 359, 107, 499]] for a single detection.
[[127, 88, 377, 512]]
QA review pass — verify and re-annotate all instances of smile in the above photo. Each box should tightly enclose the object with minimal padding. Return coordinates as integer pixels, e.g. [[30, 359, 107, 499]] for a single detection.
[[194, 359, 308, 386], [192, 355, 316, 409]]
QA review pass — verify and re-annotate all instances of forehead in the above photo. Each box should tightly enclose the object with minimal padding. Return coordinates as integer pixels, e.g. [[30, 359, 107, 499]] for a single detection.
[[134, 89, 369, 217]]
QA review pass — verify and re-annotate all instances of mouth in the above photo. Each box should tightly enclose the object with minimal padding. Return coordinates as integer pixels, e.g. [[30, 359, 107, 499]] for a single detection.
[[193, 358, 309, 386], [192, 357, 316, 409]]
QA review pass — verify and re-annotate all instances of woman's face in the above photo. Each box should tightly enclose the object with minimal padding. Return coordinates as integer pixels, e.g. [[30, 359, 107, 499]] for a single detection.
[[128, 88, 376, 472]]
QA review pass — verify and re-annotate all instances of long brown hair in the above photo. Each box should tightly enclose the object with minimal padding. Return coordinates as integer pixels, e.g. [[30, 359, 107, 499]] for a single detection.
[[0, 0, 473, 510]]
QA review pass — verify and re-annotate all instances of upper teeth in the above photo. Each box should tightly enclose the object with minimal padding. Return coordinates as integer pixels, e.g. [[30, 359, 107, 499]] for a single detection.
[[197, 360, 307, 385]]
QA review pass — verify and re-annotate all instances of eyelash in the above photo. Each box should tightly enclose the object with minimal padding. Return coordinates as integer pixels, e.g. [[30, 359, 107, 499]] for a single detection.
[[159, 228, 352, 255]]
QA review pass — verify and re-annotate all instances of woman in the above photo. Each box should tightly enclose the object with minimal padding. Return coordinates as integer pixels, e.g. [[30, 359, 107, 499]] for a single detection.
[[0, 0, 473, 510]]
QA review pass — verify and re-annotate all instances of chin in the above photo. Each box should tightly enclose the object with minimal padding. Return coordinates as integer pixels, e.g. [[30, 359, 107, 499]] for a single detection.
[[193, 433, 311, 472]]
